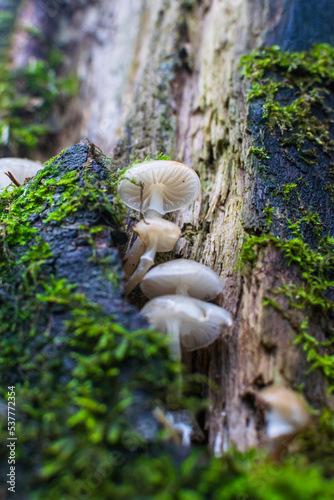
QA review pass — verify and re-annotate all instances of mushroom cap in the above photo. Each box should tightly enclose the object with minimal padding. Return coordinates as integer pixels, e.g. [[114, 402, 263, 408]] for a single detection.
[[0, 158, 42, 189], [118, 160, 200, 215], [258, 386, 310, 438], [140, 259, 223, 300], [141, 295, 232, 351], [134, 218, 181, 252]]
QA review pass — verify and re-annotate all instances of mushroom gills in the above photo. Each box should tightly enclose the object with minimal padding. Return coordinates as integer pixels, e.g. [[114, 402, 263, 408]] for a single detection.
[[118, 160, 201, 216], [141, 295, 233, 358]]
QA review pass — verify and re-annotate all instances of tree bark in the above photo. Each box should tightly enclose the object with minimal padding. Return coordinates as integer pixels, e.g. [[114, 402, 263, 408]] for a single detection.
[[7, 0, 334, 456]]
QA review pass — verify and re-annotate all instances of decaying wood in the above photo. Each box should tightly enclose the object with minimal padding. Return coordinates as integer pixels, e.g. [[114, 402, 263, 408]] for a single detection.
[[104, 0, 333, 452], [9, 0, 334, 453]]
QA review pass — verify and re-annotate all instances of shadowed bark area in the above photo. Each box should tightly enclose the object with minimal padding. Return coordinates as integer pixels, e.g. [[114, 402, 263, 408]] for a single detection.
[[265, 0, 334, 49]]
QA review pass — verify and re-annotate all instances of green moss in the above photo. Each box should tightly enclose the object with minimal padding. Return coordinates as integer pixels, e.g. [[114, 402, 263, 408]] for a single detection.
[[263, 205, 274, 226], [325, 182, 334, 203], [277, 182, 298, 203], [247, 146, 270, 160], [299, 408, 334, 477], [182, 223, 200, 242], [240, 44, 334, 152]]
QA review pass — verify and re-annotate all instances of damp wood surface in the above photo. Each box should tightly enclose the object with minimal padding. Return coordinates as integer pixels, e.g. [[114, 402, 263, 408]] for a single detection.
[[5, 0, 334, 456]]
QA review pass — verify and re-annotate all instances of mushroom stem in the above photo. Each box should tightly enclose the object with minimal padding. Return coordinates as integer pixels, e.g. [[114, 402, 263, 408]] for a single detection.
[[165, 318, 181, 359], [124, 237, 158, 294], [147, 184, 165, 216], [145, 208, 163, 218], [175, 282, 190, 296], [123, 237, 146, 280]]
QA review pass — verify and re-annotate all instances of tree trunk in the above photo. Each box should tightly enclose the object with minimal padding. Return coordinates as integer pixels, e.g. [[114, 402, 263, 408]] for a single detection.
[[3, 0, 334, 484], [38, 0, 334, 452]]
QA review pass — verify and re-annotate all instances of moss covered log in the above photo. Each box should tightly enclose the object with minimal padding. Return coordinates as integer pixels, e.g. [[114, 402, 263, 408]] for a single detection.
[[0, 143, 176, 497]]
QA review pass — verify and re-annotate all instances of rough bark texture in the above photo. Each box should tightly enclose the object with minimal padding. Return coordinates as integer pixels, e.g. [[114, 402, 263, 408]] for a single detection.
[[6, 0, 334, 456]]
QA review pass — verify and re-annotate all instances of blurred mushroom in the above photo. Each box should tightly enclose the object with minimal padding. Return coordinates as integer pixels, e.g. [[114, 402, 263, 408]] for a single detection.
[[0, 158, 42, 189], [124, 218, 181, 294], [154, 407, 205, 447], [258, 385, 311, 459], [140, 259, 223, 300], [141, 295, 232, 358], [118, 160, 200, 217]]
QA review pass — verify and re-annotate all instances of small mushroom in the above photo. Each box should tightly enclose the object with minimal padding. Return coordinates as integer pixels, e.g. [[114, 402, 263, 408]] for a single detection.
[[0, 158, 42, 189], [141, 295, 232, 358], [124, 218, 181, 294], [153, 407, 205, 447], [118, 160, 200, 217], [140, 259, 223, 300], [258, 385, 310, 459]]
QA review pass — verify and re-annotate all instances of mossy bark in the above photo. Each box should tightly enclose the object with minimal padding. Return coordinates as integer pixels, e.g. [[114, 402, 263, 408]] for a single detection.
[[0, 143, 168, 498], [8, 0, 334, 457]]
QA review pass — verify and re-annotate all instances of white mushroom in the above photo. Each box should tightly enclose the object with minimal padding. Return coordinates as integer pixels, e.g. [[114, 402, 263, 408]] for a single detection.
[[140, 259, 223, 300], [118, 160, 200, 217], [258, 386, 310, 458], [141, 295, 232, 358], [124, 218, 181, 294], [153, 407, 204, 447], [0, 158, 42, 189]]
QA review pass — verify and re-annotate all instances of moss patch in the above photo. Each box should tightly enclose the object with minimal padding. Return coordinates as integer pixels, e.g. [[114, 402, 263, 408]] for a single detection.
[[241, 44, 334, 152]]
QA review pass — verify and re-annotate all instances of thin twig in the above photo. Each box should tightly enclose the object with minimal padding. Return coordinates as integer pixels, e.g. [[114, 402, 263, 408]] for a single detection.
[[4, 171, 21, 187]]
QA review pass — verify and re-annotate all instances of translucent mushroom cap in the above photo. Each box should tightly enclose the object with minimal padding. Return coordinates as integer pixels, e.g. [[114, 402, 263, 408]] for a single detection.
[[140, 259, 223, 300], [258, 386, 310, 439], [141, 295, 232, 352], [134, 218, 181, 252], [0, 158, 42, 189], [118, 160, 200, 216]]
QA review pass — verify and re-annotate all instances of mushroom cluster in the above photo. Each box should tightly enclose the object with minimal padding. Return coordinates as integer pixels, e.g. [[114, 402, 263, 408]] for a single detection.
[[119, 159, 312, 458], [119, 160, 200, 293], [118, 159, 233, 360]]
